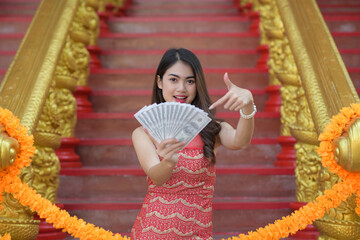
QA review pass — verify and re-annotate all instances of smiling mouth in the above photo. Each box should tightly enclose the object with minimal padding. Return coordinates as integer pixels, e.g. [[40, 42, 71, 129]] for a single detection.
[[174, 95, 187, 103]]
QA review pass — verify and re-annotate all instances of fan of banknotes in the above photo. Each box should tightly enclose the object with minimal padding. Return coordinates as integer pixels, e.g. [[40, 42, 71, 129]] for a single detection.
[[134, 102, 211, 149]]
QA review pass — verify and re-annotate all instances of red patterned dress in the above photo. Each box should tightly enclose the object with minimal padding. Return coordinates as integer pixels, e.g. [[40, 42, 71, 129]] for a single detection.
[[131, 135, 215, 239]]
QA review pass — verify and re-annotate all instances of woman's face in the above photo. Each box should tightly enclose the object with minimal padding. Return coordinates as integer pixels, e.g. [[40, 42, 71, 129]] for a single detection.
[[157, 61, 197, 104]]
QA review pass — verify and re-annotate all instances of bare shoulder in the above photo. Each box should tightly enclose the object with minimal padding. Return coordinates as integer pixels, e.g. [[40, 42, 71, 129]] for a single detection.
[[132, 127, 155, 147], [132, 127, 148, 143], [132, 127, 145, 137]]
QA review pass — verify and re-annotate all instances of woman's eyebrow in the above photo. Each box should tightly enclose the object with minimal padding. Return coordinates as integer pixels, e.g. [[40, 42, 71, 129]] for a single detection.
[[168, 73, 179, 78], [168, 73, 195, 79]]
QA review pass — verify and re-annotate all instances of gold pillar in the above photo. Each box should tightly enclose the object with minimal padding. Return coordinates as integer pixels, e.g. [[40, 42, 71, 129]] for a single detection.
[[70, 0, 92, 87], [32, 81, 62, 203], [0, 130, 39, 239], [55, 37, 78, 139], [264, 0, 321, 203], [275, 0, 360, 239], [290, 87, 321, 203], [0, 0, 81, 238]]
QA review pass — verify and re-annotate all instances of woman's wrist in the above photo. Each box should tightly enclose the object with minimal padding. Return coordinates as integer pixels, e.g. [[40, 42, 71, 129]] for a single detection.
[[240, 103, 256, 119], [162, 157, 177, 168]]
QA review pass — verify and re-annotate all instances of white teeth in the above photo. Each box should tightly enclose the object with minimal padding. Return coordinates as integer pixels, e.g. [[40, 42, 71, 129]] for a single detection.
[[175, 96, 186, 99]]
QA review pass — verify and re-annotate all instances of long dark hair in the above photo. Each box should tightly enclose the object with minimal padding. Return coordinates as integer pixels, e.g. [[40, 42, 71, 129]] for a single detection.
[[152, 48, 222, 164]]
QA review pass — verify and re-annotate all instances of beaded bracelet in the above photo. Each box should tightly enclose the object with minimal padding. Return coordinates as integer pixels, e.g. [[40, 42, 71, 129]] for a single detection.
[[240, 103, 257, 119]]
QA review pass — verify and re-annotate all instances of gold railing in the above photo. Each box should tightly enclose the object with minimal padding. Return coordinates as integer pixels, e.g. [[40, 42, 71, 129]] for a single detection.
[[0, 0, 103, 238], [246, 0, 360, 238]]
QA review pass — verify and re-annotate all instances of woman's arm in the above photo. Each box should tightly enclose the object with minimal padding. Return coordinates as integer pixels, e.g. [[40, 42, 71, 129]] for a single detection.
[[132, 127, 185, 186], [210, 73, 255, 150]]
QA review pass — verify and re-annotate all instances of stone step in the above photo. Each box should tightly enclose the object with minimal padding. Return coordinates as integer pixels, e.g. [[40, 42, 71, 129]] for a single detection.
[[108, 16, 252, 34], [0, 51, 13, 69], [321, 11, 360, 17], [0, 6, 37, 16], [99, 49, 262, 69], [2, 32, 359, 51], [75, 112, 280, 138], [132, 0, 235, 7], [58, 166, 295, 199], [98, 31, 360, 50], [323, 16, 360, 33], [2, 15, 357, 35], [126, 5, 239, 17], [88, 89, 267, 112], [3, 47, 359, 70], [317, 0, 360, 4], [2, 66, 359, 88], [318, 3, 360, 13], [102, 15, 360, 35], [58, 197, 293, 236], [0, 16, 31, 34], [88, 68, 269, 90], [98, 32, 261, 50], [75, 137, 280, 167], [0, 34, 24, 51], [0, 0, 41, 7]]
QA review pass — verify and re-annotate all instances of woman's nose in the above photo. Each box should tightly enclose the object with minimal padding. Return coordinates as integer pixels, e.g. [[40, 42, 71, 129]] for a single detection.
[[176, 81, 186, 92]]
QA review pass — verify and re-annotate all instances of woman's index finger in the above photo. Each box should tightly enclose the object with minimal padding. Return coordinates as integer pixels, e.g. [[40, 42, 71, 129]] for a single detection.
[[209, 93, 230, 110]]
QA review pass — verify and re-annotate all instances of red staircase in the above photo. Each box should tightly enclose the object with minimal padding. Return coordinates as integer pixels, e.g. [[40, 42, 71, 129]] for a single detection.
[[0, 0, 359, 239], [63, 0, 294, 239]]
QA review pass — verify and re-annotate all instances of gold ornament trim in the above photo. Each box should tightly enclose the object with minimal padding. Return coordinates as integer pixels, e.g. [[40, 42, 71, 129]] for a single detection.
[[276, 0, 359, 134], [290, 125, 318, 146], [0, 0, 80, 134], [0, 131, 19, 169], [333, 118, 360, 172], [314, 217, 360, 240], [0, 218, 39, 240]]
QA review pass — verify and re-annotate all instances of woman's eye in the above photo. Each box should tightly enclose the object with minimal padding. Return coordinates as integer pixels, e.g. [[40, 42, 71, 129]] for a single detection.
[[187, 79, 195, 84], [170, 78, 177, 82]]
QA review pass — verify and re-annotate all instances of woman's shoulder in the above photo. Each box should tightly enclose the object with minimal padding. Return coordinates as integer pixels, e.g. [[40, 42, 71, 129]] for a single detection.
[[132, 127, 147, 141], [132, 127, 157, 147]]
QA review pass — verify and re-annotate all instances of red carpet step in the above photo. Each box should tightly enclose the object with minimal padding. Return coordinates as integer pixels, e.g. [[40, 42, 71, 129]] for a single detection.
[[75, 112, 281, 138], [58, 197, 294, 238], [89, 68, 269, 90], [107, 16, 252, 33], [3, 48, 360, 70], [2, 15, 360, 34], [76, 137, 280, 167], [131, 0, 235, 6], [99, 49, 263, 69], [126, 4, 240, 17], [1, 32, 359, 51], [0, 6, 37, 16], [88, 89, 268, 112], [59, 165, 295, 199]]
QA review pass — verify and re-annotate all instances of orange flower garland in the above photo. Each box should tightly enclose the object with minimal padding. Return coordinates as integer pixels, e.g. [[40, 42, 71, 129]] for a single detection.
[[222, 103, 360, 239], [0, 108, 129, 240], [0, 104, 360, 240], [0, 234, 11, 240]]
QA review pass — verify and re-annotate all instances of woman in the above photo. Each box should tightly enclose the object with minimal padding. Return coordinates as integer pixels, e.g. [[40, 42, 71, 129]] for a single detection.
[[131, 48, 255, 239]]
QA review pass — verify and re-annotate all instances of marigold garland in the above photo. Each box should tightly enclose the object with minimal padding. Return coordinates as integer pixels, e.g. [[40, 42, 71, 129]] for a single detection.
[[0, 108, 129, 240], [0, 104, 360, 240], [0, 234, 11, 240], [222, 103, 360, 240]]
